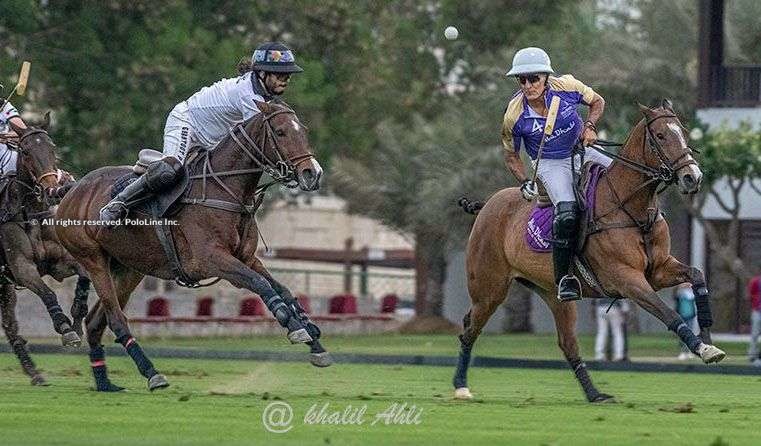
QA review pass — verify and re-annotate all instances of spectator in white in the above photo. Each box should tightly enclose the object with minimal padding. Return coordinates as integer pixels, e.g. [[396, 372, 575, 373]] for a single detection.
[[594, 298, 629, 361], [674, 282, 698, 360], [747, 273, 761, 365], [0, 99, 27, 175]]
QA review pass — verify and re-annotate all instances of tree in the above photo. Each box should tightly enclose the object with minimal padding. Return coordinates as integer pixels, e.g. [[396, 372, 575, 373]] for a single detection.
[[683, 124, 761, 331]]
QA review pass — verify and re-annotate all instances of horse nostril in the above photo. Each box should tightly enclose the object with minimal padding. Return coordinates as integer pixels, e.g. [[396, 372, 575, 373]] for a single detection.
[[683, 174, 696, 189]]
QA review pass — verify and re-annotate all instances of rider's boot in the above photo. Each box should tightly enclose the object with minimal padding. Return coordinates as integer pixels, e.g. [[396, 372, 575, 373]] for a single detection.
[[553, 201, 581, 302], [99, 157, 182, 222]]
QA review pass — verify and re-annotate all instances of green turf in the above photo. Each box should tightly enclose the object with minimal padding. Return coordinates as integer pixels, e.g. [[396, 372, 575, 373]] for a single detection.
[[1, 345, 758, 445], [31, 333, 750, 364]]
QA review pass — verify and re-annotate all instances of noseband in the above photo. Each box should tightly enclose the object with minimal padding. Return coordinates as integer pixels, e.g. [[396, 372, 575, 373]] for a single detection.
[[228, 108, 315, 183]]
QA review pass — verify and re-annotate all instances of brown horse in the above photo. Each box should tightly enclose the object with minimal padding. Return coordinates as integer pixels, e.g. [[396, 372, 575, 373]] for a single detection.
[[0, 167, 91, 385], [0, 121, 82, 348], [453, 101, 724, 402], [55, 100, 327, 392]]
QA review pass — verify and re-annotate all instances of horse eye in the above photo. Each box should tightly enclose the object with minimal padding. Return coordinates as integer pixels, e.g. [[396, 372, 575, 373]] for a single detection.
[[656, 133, 665, 140], [275, 129, 286, 137]]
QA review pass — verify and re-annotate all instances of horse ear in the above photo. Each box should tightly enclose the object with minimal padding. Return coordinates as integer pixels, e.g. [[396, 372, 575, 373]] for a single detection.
[[637, 102, 655, 118], [42, 111, 51, 131], [661, 98, 674, 111], [255, 100, 270, 114]]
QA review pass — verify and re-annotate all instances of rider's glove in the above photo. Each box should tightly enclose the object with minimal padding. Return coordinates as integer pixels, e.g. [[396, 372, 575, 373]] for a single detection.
[[520, 180, 538, 201]]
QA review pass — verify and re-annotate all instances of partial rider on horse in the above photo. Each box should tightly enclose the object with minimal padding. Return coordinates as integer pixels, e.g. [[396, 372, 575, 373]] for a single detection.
[[501, 47, 608, 301]]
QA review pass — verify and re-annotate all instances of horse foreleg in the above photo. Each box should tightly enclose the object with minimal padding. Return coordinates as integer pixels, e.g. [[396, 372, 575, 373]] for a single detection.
[[5, 259, 79, 346], [0, 284, 47, 385], [71, 274, 91, 338], [544, 296, 613, 403], [210, 253, 313, 345], [650, 256, 715, 344], [248, 259, 330, 367], [623, 270, 725, 364]]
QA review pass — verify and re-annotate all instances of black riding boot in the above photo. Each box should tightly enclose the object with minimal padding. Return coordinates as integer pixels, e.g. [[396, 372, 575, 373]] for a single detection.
[[553, 201, 581, 302], [99, 157, 182, 222], [99, 174, 150, 222]]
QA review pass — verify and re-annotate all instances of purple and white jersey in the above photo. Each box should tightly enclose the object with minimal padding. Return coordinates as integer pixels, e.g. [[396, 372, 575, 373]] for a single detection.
[[501, 75, 596, 160]]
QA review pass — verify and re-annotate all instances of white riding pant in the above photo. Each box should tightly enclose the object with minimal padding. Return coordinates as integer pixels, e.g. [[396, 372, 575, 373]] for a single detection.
[[533, 147, 613, 205], [0, 143, 18, 175], [594, 304, 626, 361], [162, 101, 200, 164], [749, 310, 761, 359]]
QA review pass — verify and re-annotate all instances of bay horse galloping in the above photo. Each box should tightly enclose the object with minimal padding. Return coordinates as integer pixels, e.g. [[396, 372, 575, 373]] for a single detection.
[[454, 101, 724, 402], [0, 121, 83, 349], [56, 100, 329, 392]]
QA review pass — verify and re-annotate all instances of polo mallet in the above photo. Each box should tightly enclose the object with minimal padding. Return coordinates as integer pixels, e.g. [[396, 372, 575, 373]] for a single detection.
[[530, 95, 561, 184], [3, 61, 31, 104]]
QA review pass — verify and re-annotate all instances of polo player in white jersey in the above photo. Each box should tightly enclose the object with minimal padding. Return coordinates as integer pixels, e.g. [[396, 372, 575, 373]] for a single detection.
[[99, 42, 310, 221], [0, 99, 28, 176]]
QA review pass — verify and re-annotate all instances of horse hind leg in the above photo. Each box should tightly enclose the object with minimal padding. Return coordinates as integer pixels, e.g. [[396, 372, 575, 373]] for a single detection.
[[0, 284, 47, 385], [453, 271, 510, 400], [85, 301, 124, 392], [70, 274, 91, 337], [544, 295, 614, 403]]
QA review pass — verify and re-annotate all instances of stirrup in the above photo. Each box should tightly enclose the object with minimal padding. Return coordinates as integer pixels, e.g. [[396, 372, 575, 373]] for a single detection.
[[557, 274, 582, 302], [99, 201, 128, 222]]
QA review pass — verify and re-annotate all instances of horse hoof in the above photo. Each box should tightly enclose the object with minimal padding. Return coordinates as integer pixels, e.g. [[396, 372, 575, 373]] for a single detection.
[[453, 387, 473, 400], [590, 393, 616, 403], [310, 352, 333, 368], [148, 374, 170, 391], [288, 328, 313, 344], [61, 330, 82, 347], [698, 344, 726, 364], [30, 374, 49, 386]]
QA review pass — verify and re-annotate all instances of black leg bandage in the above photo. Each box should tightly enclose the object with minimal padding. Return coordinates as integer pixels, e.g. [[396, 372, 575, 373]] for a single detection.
[[116, 335, 157, 379], [668, 320, 702, 354]]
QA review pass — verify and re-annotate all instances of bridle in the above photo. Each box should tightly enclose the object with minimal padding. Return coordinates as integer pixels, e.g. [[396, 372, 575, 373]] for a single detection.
[[593, 114, 698, 186], [14, 128, 59, 186], [183, 105, 316, 215]]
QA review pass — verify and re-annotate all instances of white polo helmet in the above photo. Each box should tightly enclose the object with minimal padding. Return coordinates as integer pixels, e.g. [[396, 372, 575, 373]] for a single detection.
[[505, 47, 554, 76]]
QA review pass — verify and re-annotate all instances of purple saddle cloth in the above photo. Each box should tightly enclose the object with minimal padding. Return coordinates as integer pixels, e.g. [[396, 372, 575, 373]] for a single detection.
[[525, 163, 606, 252]]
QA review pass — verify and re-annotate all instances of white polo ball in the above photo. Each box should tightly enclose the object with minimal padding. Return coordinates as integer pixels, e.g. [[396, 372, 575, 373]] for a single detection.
[[444, 26, 459, 40]]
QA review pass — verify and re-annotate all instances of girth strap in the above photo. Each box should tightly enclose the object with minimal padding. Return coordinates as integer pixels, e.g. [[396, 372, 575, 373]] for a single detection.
[[150, 201, 195, 287]]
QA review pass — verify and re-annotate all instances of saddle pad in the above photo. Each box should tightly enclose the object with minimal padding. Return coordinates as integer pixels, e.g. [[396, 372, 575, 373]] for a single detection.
[[525, 162, 606, 253]]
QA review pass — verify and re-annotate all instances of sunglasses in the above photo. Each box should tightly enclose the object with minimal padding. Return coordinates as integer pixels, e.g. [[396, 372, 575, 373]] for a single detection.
[[517, 74, 542, 85]]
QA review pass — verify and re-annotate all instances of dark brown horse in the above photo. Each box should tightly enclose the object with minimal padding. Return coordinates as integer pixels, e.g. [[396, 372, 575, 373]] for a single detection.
[[453, 102, 724, 402], [0, 167, 91, 385], [0, 121, 82, 349], [56, 100, 328, 392]]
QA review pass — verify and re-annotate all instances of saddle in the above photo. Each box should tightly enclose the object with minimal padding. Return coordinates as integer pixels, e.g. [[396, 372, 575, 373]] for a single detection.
[[525, 159, 614, 298], [109, 149, 190, 218]]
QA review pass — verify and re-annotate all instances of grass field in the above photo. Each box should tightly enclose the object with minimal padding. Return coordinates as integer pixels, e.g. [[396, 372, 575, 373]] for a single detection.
[[1, 334, 758, 445]]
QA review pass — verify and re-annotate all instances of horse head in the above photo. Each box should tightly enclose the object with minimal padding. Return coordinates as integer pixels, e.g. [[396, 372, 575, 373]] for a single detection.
[[637, 100, 702, 194], [247, 100, 322, 191], [8, 113, 60, 191]]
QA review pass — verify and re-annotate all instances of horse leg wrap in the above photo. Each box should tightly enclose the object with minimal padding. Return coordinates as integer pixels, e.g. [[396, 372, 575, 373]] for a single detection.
[[116, 336, 157, 379], [693, 285, 713, 329], [89, 345, 117, 391], [569, 358, 600, 401], [452, 336, 473, 389], [46, 303, 73, 334], [287, 297, 321, 340], [668, 320, 702, 354], [261, 292, 299, 329], [11, 338, 38, 377]]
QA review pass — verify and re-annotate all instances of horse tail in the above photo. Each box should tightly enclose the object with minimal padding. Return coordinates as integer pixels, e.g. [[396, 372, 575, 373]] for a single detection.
[[458, 197, 484, 215]]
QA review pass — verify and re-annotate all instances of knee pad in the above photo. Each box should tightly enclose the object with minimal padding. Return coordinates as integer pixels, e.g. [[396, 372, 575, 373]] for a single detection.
[[553, 201, 579, 238], [144, 157, 183, 192]]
